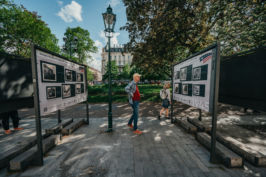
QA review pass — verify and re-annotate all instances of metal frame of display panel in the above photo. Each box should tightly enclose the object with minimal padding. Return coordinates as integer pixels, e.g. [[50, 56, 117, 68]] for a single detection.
[[171, 43, 220, 163], [31, 44, 89, 165]]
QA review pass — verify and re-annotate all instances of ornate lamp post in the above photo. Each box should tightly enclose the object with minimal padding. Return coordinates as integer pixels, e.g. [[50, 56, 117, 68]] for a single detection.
[[102, 5, 116, 132]]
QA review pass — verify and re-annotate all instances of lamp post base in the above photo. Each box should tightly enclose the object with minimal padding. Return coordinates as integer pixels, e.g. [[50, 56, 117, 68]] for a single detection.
[[105, 128, 113, 133]]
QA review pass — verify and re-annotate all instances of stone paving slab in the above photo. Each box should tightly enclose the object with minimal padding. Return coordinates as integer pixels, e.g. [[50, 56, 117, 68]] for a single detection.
[[0, 117, 265, 177]]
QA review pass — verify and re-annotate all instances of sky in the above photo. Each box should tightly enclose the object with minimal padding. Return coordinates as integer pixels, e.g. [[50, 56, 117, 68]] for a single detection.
[[13, 0, 129, 71]]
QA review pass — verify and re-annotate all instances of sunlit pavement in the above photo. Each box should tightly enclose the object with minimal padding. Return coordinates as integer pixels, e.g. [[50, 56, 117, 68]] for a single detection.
[[1, 116, 265, 177]]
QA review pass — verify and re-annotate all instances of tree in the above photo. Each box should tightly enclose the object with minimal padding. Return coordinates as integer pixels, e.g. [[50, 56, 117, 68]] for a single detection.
[[103, 61, 119, 81], [129, 64, 168, 81], [87, 68, 94, 81], [118, 64, 131, 80], [215, 1, 266, 56], [0, 0, 60, 57], [63, 27, 97, 64], [121, 0, 265, 76]]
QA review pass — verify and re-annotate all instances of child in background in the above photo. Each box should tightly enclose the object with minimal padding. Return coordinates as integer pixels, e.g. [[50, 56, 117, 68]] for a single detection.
[[158, 82, 171, 119]]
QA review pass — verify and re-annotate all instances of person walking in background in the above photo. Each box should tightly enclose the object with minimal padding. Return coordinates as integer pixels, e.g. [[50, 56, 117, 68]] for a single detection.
[[1, 110, 23, 135], [125, 73, 143, 135], [158, 82, 171, 120]]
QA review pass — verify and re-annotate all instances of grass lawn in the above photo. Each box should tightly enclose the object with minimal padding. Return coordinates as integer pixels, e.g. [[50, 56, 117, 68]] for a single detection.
[[88, 84, 163, 103]]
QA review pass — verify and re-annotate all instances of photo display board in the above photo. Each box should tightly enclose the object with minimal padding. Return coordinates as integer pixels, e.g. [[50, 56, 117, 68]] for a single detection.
[[173, 44, 219, 113], [33, 47, 87, 116]]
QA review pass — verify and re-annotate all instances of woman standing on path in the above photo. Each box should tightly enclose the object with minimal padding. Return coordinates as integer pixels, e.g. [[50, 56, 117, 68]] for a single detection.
[[158, 82, 171, 120]]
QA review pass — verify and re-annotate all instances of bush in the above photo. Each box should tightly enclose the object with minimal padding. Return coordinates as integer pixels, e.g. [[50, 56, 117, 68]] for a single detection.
[[87, 84, 162, 103]]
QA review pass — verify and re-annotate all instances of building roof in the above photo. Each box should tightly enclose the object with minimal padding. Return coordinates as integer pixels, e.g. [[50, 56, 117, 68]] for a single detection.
[[103, 45, 130, 53]]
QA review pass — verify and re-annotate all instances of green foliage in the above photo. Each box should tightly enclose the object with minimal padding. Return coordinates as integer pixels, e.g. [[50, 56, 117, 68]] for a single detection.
[[87, 67, 94, 81], [118, 64, 131, 80], [0, 0, 60, 57], [129, 65, 169, 81], [87, 84, 162, 103], [121, 0, 265, 76], [62, 27, 97, 64], [215, 1, 266, 56], [103, 60, 119, 80]]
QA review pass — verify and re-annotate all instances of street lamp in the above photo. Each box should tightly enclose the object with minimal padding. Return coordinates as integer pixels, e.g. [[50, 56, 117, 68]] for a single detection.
[[102, 5, 116, 132], [63, 36, 78, 59]]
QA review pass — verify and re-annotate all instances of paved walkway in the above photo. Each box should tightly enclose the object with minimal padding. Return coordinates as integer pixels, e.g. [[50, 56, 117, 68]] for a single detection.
[[1, 116, 265, 177]]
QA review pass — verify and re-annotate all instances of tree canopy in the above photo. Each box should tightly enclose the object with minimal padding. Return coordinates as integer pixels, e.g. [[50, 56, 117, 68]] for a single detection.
[[121, 0, 265, 76], [103, 60, 119, 80], [0, 0, 60, 57], [62, 27, 97, 64]]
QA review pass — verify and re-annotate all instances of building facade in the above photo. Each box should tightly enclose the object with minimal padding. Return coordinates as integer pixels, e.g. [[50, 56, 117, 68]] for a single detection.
[[88, 66, 102, 82], [101, 45, 133, 75]]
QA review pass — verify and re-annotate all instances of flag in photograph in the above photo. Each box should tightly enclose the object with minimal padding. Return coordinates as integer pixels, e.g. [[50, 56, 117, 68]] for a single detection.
[[200, 53, 212, 63]]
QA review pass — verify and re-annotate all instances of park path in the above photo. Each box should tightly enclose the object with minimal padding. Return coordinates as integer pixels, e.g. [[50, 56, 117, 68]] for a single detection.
[[1, 116, 265, 177], [0, 103, 265, 177]]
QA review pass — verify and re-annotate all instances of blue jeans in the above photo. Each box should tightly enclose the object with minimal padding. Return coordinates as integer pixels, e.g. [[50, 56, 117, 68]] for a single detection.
[[128, 101, 139, 130]]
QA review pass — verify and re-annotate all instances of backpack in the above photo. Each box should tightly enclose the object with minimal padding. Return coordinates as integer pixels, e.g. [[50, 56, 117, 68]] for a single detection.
[[160, 89, 168, 100]]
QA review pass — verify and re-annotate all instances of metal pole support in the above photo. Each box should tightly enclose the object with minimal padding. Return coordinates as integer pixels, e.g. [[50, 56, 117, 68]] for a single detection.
[[107, 35, 113, 132], [31, 44, 43, 166], [86, 101, 89, 125], [210, 43, 221, 163], [198, 109, 202, 121], [170, 66, 174, 123], [58, 110, 61, 124]]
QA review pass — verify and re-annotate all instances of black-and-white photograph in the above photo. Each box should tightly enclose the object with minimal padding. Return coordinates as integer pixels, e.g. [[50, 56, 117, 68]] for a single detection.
[[62, 84, 71, 98], [46, 87, 56, 99], [180, 67, 187, 81], [192, 67, 201, 80], [175, 71, 180, 80], [193, 85, 200, 96], [76, 84, 81, 94], [174, 84, 179, 94], [182, 84, 188, 95], [77, 73, 83, 82], [65, 69, 72, 81], [42, 62, 56, 81]]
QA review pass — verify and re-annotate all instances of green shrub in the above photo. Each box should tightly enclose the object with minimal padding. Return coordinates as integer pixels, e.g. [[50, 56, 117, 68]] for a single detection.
[[87, 84, 163, 103]]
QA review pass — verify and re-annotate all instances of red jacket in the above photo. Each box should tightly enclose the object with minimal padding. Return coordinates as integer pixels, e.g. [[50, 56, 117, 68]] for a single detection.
[[132, 85, 140, 101]]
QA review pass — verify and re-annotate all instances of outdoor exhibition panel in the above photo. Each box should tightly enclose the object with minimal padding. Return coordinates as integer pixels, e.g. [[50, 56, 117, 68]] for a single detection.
[[0, 53, 33, 113], [173, 44, 220, 113], [172, 43, 220, 163], [31, 45, 89, 165], [219, 47, 266, 112], [32, 46, 88, 116]]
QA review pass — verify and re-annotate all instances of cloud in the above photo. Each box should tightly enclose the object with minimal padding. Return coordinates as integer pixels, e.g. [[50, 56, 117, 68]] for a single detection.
[[57, 1, 63, 6], [88, 40, 103, 71], [99, 30, 120, 47], [57, 1, 82, 23], [88, 30, 121, 71], [107, 0, 120, 8]]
